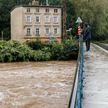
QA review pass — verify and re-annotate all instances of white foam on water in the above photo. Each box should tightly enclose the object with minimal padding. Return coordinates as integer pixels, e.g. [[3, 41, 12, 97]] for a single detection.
[[34, 83, 43, 88], [0, 92, 4, 101], [50, 92, 60, 98], [11, 101, 24, 106], [60, 92, 70, 95], [31, 93, 38, 97], [6, 89, 18, 96], [43, 91, 48, 96], [20, 87, 25, 89], [31, 92, 48, 98], [53, 82, 68, 87]]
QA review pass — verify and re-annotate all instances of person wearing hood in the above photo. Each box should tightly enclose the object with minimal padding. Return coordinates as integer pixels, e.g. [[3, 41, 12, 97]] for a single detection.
[[83, 22, 91, 52]]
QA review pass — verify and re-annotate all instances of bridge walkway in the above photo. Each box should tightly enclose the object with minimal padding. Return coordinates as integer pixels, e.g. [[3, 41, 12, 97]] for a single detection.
[[82, 43, 108, 108]]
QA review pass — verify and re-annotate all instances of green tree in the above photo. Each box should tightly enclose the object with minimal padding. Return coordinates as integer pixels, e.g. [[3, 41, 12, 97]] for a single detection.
[[69, 0, 108, 41], [1, 0, 108, 41]]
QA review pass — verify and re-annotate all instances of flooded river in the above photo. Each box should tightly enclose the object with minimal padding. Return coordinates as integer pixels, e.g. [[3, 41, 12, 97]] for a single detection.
[[0, 61, 77, 108]]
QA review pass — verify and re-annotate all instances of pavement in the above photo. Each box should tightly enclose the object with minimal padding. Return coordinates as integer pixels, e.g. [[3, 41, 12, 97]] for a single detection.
[[82, 43, 108, 108]]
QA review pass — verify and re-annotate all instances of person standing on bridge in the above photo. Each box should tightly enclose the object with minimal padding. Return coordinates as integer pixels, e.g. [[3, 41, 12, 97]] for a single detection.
[[83, 22, 91, 52]]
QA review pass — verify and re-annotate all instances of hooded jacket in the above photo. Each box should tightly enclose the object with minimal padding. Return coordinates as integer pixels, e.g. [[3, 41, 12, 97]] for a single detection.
[[84, 22, 91, 39]]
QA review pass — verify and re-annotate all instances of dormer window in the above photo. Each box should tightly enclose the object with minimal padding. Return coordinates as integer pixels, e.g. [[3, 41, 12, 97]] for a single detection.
[[27, 8, 30, 12], [45, 9, 49, 12]]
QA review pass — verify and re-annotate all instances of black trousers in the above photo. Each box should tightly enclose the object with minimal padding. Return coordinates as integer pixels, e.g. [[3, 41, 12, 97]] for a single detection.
[[85, 38, 91, 51]]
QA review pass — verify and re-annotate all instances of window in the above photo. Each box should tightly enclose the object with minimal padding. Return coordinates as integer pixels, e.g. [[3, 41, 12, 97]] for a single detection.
[[54, 28, 58, 35], [36, 8, 39, 12], [54, 9, 58, 13], [45, 16, 50, 23], [27, 28, 31, 35], [46, 28, 50, 35], [26, 16, 31, 23], [54, 16, 58, 23], [35, 16, 40, 23], [27, 8, 30, 12], [45, 9, 49, 12], [36, 28, 40, 35]]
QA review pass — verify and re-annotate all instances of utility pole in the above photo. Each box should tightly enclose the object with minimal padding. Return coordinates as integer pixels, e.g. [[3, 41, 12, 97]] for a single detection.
[[63, 0, 66, 43]]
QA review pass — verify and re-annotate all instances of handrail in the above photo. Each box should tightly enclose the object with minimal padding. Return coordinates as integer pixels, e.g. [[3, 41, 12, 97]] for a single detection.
[[68, 35, 84, 108]]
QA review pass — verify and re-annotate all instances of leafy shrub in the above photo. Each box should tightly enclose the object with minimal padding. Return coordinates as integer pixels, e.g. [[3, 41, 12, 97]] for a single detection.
[[51, 40, 78, 60], [27, 40, 54, 50], [0, 40, 6, 44], [62, 40, 79, 60], [51, 43, 64, 60], [27, 39, 79, 61], [27, 40, 44, 50], [0, 39, 78, 62], [0, 40, 51, 62]]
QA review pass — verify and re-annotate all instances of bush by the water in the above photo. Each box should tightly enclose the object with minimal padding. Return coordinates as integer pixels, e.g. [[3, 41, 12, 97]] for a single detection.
[[0, 39, 78, 62], [0, 40, 51, 62], [0, 40, 6, 44], [27, 39, 79, 60]]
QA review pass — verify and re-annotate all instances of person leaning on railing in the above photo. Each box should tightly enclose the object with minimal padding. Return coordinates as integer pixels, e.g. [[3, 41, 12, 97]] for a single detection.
[[83, 22, 92, 52]]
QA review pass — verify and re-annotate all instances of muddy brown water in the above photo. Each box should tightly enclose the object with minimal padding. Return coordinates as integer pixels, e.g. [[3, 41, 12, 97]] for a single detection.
[[0, 61, 77, 108]]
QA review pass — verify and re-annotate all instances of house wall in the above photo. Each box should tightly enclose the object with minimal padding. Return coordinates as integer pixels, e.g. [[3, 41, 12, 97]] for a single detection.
[[11, 6, 61, 43], [11, 7, 23, 41]]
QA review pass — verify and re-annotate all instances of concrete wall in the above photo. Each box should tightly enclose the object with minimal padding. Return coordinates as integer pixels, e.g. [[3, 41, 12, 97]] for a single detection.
[[11, 7, 23, 41]]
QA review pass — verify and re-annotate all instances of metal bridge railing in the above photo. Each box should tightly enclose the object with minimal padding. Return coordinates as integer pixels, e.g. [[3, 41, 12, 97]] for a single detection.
[[68, 35, 84, 108]]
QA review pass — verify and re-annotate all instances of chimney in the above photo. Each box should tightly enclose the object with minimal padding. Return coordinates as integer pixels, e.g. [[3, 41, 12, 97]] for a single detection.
[[46, 0, 49, 6], [32, 0, 39, 5]]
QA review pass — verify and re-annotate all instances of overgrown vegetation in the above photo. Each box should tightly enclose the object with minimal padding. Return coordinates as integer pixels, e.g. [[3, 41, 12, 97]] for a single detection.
[[27, 39, 79, 60], [1, 0, 108, 41], [0, 40, 51, 62], [0, 39, 78, 62], [70, 0, 108, 41]]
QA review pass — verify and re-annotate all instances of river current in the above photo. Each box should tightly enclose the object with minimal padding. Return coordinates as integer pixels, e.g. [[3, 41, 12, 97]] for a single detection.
[[0, 61, 77, 108]]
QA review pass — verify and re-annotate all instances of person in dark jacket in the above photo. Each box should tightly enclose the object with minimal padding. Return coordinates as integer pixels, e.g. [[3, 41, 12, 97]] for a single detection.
[[83, 22, 91, 52]]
